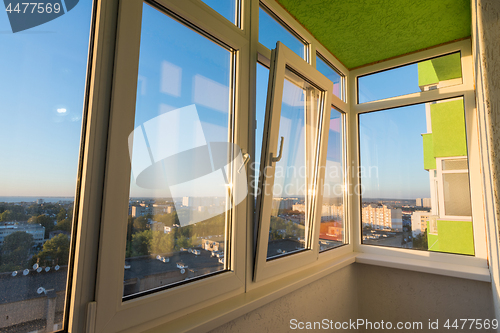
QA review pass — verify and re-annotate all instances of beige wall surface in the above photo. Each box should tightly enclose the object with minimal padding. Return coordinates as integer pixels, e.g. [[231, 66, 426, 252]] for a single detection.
[[210, 264, 494, 333], [357, 264, 495, 333], [208, 264, 359, 333]]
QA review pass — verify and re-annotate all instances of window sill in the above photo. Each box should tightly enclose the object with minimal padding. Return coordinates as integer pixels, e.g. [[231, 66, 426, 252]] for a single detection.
[[355, 252, 491, 282]]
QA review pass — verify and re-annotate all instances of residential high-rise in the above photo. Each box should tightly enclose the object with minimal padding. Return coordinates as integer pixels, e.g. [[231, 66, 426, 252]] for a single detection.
[[362, 205, 403, 232], [420, 56, 474, 255]]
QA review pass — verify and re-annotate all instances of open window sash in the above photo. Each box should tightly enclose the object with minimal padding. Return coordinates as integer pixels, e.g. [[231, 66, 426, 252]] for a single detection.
[[254, 42, 333, 282]]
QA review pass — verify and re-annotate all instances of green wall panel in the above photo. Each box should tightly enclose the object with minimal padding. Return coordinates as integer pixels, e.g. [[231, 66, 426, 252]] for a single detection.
[[427, 221, 439, 252], [427, 220, 474, 255], [418, 61, 439, 88], [435, 220, 474, 255], [422, 133, 436, 170], [430, 99, 467, 158], [418, 53, 462, 87], [277, 0, 471, 69]]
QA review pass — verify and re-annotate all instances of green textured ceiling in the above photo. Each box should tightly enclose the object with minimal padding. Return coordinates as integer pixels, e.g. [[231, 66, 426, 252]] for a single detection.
[[277, 0, 471, 69]]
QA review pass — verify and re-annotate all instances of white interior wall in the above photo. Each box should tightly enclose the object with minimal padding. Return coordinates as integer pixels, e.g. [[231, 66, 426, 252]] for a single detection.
[[209, 264, 359, 333]]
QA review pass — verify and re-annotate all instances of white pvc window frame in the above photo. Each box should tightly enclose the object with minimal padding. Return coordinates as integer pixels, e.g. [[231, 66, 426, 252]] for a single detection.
[[317, 106, 349, 253], [253, 41, 333, 282], [90, 0, 250, 332], [350, 39, 488, 272], [247, 0, 352, 290], [316, 52, 347, 102]]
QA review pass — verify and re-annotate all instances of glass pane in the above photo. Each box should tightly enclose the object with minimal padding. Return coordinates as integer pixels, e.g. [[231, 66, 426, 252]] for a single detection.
[[442, 158, 468, 170], [358, 52, 462, 103], [319, 109, 345, 252], [259, 7, 306, 60], [443, 173, 472, 216], [266, 68, 323, 260], [316, 55, 343, 100], [200, 0, 238, 26], [0, 2, 92, 332], [255, 63, 269, 201], [359, 97, 474, 255], [124, 4, 236, 298]]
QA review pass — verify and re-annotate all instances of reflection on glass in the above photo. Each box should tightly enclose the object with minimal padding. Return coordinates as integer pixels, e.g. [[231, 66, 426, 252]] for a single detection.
[[266, 68, 323, 260], [358, 52, 462, 103], [0, 1, 92, 332], [319, 109, 345, 252], [359, 97, 474, 255], [316, 55, 342, 100], [124, 4, 235, 298], [255, 63, 270, 202], [258, 6, 306, 60], [200, 0, 238, 26]]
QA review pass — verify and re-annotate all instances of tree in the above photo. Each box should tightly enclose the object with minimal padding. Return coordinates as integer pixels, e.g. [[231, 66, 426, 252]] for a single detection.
[[175, 234, 192, 250], [131, 230, 152, 257], [31, 233, 70, 266], [57, 208, 67, 222], [0, 231, 34, 270], [150, 231, 175, 254], [55, 218, 72, 232], [28, 214, 54, 239], [133, 216, 149, 232], [413, 228, 428, 250], [153, 211, 180, 227], [0, 210, 16, 222]]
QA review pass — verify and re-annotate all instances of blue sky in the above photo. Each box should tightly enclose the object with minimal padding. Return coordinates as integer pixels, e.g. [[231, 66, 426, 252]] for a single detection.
[[357, 64, 434, 199], [0, 1, 434, 200], [358, 64, 419, 103], [359, 104, 431, 199], [259, 7, 304, 58], [201, 0, 237, 25], [129, 3, 232, 198], [0, 1, 92, 196]]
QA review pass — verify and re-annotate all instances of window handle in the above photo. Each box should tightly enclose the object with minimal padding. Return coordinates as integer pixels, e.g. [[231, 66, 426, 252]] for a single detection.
[[271, 136, 284, 163], [238, 153, 251, 173]]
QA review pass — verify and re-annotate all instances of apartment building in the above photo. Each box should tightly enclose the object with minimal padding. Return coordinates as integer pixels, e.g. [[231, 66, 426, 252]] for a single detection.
[[0, 222, 45, 247], [362, 205, 403, 232]]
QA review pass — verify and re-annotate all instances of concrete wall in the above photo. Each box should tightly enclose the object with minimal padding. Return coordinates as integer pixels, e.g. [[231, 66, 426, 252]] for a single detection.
[[210, 264, 495, 333], [209, 264, 359, 333]]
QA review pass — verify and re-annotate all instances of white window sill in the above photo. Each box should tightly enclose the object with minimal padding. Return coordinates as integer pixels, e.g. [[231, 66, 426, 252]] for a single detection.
[[355, 252, 491, 282]]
